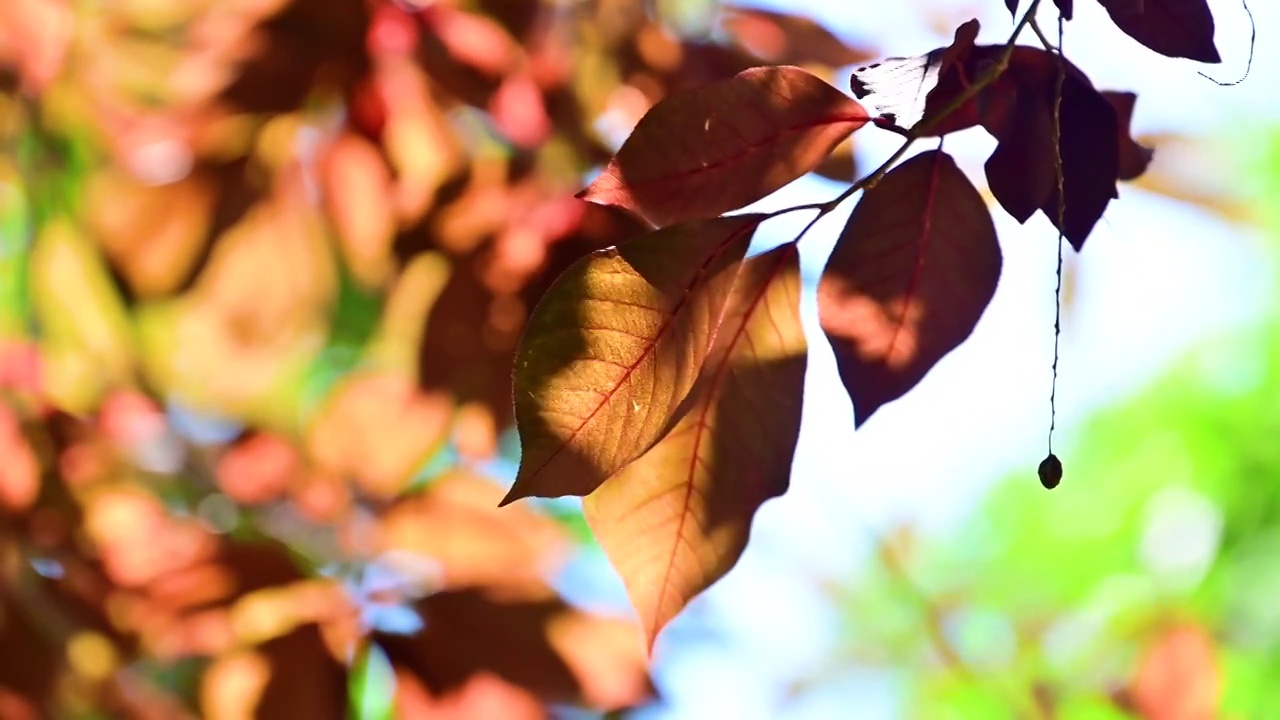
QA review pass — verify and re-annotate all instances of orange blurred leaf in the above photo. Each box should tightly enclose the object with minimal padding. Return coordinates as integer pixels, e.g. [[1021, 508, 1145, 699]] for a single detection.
[[1131, 623, 1220, 720], [380, 472, 568, 590], [719, 6, 877, 68], [321, 133, 397, 288], [306, 372, 452, 499], [0, 406, 40, 513]]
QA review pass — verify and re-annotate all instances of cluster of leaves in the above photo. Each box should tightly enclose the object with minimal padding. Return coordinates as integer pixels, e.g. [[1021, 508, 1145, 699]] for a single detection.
[[503, 0, 1227, 651], [0, 0, 886, 715], [0, 0, 1239, 716]]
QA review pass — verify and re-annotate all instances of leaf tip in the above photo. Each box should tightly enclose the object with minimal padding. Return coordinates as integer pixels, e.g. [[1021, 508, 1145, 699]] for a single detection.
[[496, 486, 524, 507]]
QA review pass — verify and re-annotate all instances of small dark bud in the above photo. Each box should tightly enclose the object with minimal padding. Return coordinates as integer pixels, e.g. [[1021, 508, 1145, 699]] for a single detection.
[[1038, 453, 1063, 489]]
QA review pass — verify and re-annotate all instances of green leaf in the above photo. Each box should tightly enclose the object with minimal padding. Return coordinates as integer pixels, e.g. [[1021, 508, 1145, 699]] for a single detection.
[[504, 215, 761, 504], [349, 642, 396, 720]]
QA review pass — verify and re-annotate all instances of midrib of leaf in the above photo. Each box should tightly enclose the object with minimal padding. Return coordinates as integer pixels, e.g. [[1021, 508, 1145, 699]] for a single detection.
[[881, 150, 945, 364], [652, 244, 796, 630], [519, 221, 760, 487], [621, 113, 867, 189]]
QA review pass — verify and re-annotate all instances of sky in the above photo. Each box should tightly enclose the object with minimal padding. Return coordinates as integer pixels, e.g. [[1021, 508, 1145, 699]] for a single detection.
[[537, 1, 1280, 718]]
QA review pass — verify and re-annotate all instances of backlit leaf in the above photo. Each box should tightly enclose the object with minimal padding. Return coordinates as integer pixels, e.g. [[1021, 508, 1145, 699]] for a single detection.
[[818, 150, 1001, 426], [584, 243, 805, 650], [504, 215, 761, 504], [1098, 0, 1220, 63], [579, 66, 869, 226], [848, 20, 980, 135]]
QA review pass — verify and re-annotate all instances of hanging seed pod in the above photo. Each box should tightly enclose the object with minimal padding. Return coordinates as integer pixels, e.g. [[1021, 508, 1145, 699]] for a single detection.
[[1038, 453, 1063, 489]]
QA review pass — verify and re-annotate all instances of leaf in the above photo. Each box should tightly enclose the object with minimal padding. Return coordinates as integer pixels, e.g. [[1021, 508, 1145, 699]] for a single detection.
[[1055, 0, 1075, 19], [719, 6, 877, 68], [1130, 624, 1221, 719], [850, 26, 1133, 246], [0, 405, 39, 513], [818, 150, 1001, 426], [982, 85, 1057, 224], [321, 133, 396, 288], [503, 215, 761, 504], [380, 471, 569, 590], [578, 66, 869, 226], [305, 372, 453, 499], [978, 48, 1121, 248], [1013, 49, 1121, 249], [375, 586, 652, 712], [813, 136, 859, 183], [1103, 91, 1155, 181], [583, 243, 806, 650], [1097, 0, 1220, 63], [848, 20, 980, 134]]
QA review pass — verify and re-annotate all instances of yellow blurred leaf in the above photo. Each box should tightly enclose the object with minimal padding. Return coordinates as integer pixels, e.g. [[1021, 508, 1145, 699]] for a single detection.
[[29, 218, 135, 413], [362, 251, 451, 379]]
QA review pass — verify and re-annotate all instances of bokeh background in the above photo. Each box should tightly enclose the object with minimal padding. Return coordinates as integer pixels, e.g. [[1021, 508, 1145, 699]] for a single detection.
[[1, 0, 1275, 718]]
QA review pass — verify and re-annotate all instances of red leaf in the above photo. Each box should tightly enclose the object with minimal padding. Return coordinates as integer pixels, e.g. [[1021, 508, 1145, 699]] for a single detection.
[[579, 66, 869, 227], [583, 244, 805, 650], [1056, 0, 1075, 19], [504, 215, 761, 504], [848, 20, 1132, 245], [979, 48, 1121, 248], [719, 6, 877, 68], [1098, 0, 1221, 63], [1021, 50, 1121, 249], [376, 587, 652, 711], [818, 150, 1001, 426], [982, 86, 1057, 224], [1103, 91, 1154, 181]]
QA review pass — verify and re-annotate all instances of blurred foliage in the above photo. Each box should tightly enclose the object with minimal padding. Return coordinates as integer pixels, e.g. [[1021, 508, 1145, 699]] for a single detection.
[[805, 130, 1280, 719], [0, 0, 885, 716], [0, 0, 1262, 716]]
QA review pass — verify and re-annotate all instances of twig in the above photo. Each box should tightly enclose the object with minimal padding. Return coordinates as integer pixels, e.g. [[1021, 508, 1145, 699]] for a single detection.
[[1048, 12, 1066, 455], [1028, 17, 1057, 51]]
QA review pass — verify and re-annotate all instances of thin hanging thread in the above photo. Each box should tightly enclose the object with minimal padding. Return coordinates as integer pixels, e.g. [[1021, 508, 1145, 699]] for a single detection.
[[1049, 13, 1066, 454], [1198, 0, 1254, 87]]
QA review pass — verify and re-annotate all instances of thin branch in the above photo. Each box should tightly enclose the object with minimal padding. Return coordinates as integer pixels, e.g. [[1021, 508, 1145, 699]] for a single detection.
[[783, 0, 1046, 232], [1028, 17, 1057, 51]]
